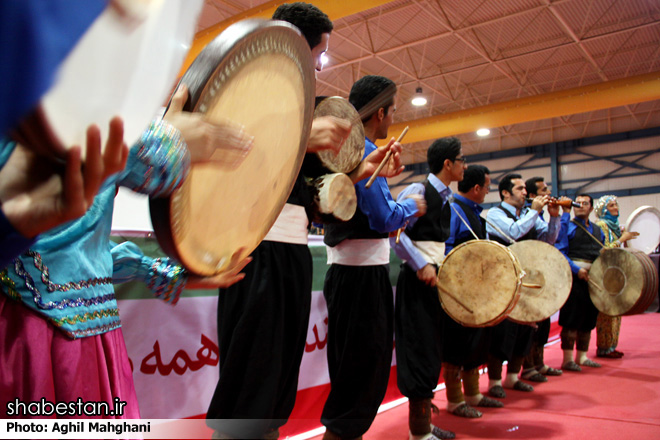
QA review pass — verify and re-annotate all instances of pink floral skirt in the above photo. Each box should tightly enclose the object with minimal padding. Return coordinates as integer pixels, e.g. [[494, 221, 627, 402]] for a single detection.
[[0, 295, 139, 418]]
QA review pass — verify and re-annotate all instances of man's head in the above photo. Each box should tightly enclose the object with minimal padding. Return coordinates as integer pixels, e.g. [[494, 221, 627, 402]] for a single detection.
[[427, 136, 466, 184], [458, 165, 491, 204], [349, 75, 397, 140], [574, 194, 594, 220], [525, 176, 550, 198], [272, 2, 333, 71], [498, 173, 526, 208]]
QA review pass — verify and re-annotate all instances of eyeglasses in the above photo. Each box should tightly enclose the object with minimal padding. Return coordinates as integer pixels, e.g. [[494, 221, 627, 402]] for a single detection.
[[453, 157, 467, 165], [576, 202, 590, 207]]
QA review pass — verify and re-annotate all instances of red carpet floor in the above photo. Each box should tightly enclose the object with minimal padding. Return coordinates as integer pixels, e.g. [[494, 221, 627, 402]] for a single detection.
[[309, 313, 660, 440]]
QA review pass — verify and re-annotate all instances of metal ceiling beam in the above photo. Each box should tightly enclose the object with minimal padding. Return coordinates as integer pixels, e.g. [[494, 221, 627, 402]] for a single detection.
[[180, 0, 396, 74], [381, 71, 660, 145]]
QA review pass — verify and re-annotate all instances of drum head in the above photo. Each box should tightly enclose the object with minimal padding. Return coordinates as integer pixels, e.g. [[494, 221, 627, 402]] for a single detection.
[[508, 240, 572, 323], [589, 248, 646, 316], [313, 97, 365, 173], [32, 0, 203, 158], [150, 19, 315, 275], [625, 205, 660, 254], [437, 240, 522, 327]]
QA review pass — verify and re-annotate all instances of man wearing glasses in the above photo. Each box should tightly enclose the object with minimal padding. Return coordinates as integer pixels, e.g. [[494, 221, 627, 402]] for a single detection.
[[390, 137, 467, 440]]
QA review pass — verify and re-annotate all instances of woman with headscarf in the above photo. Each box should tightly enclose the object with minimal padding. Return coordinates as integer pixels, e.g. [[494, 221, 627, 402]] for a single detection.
[[593, 195, 639, 358]]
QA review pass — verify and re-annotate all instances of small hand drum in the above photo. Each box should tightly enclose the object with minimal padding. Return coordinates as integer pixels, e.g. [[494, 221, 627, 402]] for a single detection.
[[150, 19, 315, 276], [308, 173, 357, 224], [302, 96, 365, 177]]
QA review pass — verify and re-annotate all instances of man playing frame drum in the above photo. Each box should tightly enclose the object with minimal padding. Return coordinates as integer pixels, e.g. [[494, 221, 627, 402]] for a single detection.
[[206, 5, 407, 439], [520, 177, 565, 382], [485, 173, 561, 397], [390, 137, 467, 436], [437, 164, 506, 419], [555, 195, 606, 371], [321, 75, 426, 440]]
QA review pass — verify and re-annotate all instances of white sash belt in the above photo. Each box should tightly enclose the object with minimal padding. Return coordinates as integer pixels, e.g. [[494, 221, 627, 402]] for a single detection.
[[263, 204, 309, 245], [411, 240, 446, 266], [573, 259, 592, 270], [326, 238, 390, 266]]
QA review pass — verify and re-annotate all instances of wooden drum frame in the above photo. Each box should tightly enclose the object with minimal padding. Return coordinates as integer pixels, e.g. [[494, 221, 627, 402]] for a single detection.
[[150, 19, 316, 276]]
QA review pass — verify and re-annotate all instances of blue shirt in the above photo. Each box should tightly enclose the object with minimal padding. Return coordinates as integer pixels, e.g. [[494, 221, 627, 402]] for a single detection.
[[356, 137, 418, 234], [555, 214, 606, 274], [486, 201, 560, 245], [390, 174, 451, 272], [445, 194, 485, 255]]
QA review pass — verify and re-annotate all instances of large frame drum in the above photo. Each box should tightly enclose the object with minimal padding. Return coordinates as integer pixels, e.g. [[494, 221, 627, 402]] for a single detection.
[[589, 248, 659, 316], [150, 19, 315, 276], [508, 240, 572, 324], [625, 205, 660, 254], [436, 240, 524, 327]]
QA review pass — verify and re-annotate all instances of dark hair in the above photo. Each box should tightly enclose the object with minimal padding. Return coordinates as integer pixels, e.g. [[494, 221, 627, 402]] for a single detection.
[[576, 193, 593, 207], [427, 137, 461, 174], [498, 173, 522, 201], [349, 75, 396, 122], [272, 2, 333, 49], [458, 165, 490, 193], [525, 176, 545, 197]]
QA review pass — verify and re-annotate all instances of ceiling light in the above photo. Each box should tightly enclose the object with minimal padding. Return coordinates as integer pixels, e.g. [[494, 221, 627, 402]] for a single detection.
[[476, 128, 490, 137], [411, 87, 427, 106]]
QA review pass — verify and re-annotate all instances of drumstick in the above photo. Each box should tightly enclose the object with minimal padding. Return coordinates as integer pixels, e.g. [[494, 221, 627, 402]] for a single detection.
[[395, 220, 409, 244], [437, 285, 474, 314], [588, 279, 603, 291], [365, 126, 409, 189], [522, 283, 543, 289]]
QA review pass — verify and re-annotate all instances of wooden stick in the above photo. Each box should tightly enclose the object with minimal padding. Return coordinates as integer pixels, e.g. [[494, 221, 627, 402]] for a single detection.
[[365, 126, 409, 189], [438, 285, 474, 314], [588, 278, 603, 291], [522, 282, 543, 289], [395, 220, 409, 244]]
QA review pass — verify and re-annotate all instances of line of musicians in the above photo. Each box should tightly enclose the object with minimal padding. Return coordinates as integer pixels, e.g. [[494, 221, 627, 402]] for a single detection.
[[206, 4, 630, 439], [0, 3, 639, 440]]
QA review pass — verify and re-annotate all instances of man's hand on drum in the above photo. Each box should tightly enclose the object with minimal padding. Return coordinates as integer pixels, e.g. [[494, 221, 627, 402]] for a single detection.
[[416, 264, 437, 287], [164, 85, 254, 170], [307, 116, 351, 155], [349, 138, 405, 184], [0, 118, 128, 238], [577, 267, 589, 282], [185, 249, 253, 289]]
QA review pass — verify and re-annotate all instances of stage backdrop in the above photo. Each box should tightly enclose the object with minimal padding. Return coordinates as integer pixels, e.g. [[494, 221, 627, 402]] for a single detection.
[[114, 234, 406, 437]]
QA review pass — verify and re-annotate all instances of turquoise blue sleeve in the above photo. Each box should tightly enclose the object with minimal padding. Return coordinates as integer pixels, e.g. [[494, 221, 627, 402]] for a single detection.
[[110, 240, 187, 305], [117, 120, 191, 197]]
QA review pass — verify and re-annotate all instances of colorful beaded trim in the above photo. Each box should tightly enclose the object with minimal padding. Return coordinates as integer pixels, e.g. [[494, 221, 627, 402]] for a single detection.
[[12, 255, 115, 311]]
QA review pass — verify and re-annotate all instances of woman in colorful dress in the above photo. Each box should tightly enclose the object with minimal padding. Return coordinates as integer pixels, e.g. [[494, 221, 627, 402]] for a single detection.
[[593, 195, 639, 359]]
